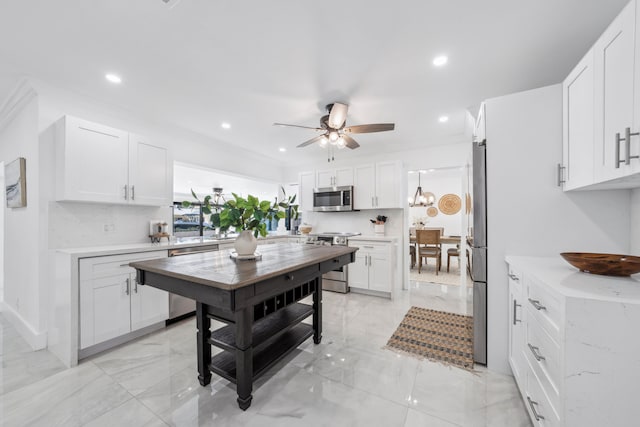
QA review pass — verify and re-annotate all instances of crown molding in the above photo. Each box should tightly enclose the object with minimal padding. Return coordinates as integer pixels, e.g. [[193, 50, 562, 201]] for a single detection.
[[0, 77, 37, 132]]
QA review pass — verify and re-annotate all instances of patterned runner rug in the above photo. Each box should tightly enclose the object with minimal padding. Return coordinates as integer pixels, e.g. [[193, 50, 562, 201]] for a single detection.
[[384, 306, 474, 371]]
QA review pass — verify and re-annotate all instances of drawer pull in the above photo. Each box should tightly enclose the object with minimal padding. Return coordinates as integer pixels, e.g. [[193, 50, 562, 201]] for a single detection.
[[508, 273, 519, 281], [285, 274, 294, 281], [526, 396, 545, 421], [528, 298, 546, 311], [513, 300, 522, 325], [119, 263, 131, 267], [333, 258, 340, 263], [125, 278, 130, 295], [363, 246, 374, 249], [528, 343, 546, 361]]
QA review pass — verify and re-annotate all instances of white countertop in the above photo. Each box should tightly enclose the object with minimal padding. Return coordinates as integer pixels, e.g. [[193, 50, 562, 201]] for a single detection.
[[347, 235, 400, 243], [505, 255, 640, 304], [57, 234, 297, 258]]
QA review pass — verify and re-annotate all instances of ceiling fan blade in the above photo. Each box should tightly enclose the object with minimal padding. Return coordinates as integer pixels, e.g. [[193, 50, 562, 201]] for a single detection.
[[273, 123, 323, 131], [344, 123, 395, 134], [328, 103, 349, 129], [297, 135, 326, 148], [342, 134, 360, 149]]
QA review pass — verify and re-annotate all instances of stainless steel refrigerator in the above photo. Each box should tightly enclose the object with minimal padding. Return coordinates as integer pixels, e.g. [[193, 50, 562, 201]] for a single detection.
[[471, 137, 487, 365]]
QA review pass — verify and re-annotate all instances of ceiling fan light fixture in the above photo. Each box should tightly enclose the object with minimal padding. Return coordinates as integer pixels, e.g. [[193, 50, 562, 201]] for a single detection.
[[329, 131, 339, 142], [336, 137, 346, 149], [319, 136, 328, 146]]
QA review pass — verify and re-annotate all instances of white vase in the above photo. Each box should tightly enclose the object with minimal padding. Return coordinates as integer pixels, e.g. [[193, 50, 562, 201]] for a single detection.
[[234, 230, 258, 256], [374, 224, 385, 235]]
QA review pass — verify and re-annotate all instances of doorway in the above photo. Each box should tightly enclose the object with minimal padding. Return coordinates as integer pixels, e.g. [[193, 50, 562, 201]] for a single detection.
[[406, 167, 471, 316]]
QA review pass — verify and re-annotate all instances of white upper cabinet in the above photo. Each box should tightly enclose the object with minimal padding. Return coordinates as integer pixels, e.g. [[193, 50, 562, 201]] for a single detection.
[[354, 161, 402, 209], [316, 167, 353, 188], [56, 116, 129, 203], [353, 164, 376, 209], [128, 134, 171, 206], [298, 171, 316, 212], [56, 116, 170, 206], [562, 49, 595, 190], [593, 0, 640, 184]]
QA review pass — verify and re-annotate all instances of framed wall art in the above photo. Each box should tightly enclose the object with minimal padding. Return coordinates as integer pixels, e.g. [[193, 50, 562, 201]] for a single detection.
[[5, 157, 26, 208]]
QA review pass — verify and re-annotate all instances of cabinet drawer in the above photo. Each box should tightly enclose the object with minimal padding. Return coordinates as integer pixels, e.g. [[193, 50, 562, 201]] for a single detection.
[[348, 242, 388, 254], [526, 318, 561, 414], [80, 250, 167, 279], [526, 277, 561, 341], [526, 362, 561, 427]]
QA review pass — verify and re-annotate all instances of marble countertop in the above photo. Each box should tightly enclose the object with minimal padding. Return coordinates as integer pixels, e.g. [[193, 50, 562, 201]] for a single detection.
[[347, 235, 400, 243], [57, 234, 298, 258], [505, 255, 640, 304]]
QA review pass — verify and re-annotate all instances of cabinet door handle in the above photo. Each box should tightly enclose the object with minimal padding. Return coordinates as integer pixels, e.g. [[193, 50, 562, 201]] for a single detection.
[[616, 128, 640, 168], [131, 185, 135, 200], [125, 278, 130, 295], [119, 263, 130, 267], [526, 396, 545, 421], [528, 298, 546, 311], [528, 343, 546, 361], [556, 163, 565, 186], [371, 196, 374, 207], [375, 196, 379, 207], [123, 184, 129, 200], [134, 278, 138, 293], [513, 300, 521, 325], [508, 273, 519, 282]]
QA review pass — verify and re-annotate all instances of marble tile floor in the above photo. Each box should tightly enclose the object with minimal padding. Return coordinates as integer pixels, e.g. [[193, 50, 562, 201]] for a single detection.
[[0, 281, 531, 427]]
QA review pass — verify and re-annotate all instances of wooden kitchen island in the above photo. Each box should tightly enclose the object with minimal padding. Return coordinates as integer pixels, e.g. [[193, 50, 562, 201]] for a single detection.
[[130, 242, 356, 410]]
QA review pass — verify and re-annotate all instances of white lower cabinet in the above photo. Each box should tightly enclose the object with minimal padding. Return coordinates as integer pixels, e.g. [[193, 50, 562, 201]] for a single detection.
[[348, 240, 393, 296], [506, 256, 640, 426], [79, 250, 168, 349]]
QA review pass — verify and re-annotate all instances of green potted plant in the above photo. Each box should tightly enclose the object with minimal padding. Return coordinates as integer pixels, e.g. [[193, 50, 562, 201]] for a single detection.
[[184, 188, 298, 256]]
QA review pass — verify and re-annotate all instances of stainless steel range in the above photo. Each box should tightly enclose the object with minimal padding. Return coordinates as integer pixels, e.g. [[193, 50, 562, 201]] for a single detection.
[[305, 232, 361, 293]]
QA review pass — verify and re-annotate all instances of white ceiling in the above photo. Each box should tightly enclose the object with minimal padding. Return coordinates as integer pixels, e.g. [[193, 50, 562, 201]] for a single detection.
[[0, 0, 629, 163]]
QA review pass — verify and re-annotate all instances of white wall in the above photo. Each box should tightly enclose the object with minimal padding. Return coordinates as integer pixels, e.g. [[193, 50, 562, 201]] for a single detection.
[[0, 84, 47, 348], [631, 189, 640, 255], [486, 84, 631, 374]]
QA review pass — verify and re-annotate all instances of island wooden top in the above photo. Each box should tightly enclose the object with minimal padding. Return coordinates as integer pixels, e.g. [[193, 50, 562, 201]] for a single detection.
[[130, 242, 357, 291]]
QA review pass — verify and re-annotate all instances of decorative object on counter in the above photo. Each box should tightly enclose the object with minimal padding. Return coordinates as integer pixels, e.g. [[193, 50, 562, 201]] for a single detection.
[[370, 215, 387, 235], [385, 306, 474, 371], [183, 188, 298, 257], [409, 172, 435, 207], [560, 252, 640, 276], [149, 232, 170, 244], [438, 193, 462, 215], [465, 192, 472, 214], [299, 224, 313, 234], [426, 206, 438, 217], [5, 157, 27, 208]]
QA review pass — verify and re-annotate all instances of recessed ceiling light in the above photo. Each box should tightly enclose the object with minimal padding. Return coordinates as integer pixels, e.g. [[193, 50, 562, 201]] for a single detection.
[[221, 122, 231, 129], [439, 116, 449, 123], [419, 170, 427, 174], [433, 56, 448, 67], [105, 73, 122, 84], [429, 169, 435, 172], [279, 148, 286, 152]]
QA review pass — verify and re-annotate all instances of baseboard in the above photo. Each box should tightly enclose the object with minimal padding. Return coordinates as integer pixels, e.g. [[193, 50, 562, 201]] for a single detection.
[[349, 287, 392, 299], [0, 301, 47, 350]]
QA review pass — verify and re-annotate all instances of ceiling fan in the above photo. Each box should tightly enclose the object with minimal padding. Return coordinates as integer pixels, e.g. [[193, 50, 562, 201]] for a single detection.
[[273, 102, 395, 152]]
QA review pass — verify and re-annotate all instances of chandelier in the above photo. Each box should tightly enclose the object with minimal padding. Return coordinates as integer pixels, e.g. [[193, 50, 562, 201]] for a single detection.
[[409, 173, 435, 207]]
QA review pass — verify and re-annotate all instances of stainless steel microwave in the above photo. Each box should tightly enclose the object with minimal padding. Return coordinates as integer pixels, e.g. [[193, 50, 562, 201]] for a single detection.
[[313, 186, 354, 212]]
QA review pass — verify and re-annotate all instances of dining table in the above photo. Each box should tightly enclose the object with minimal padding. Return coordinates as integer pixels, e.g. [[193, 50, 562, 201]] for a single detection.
[[409, 235, 462, 245]]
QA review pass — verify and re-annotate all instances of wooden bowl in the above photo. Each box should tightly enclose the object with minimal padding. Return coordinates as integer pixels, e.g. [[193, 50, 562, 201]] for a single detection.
[[560, 252, 640, 276]]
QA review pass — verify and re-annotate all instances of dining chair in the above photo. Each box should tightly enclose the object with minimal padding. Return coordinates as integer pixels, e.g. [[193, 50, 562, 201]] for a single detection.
[[447, 245, 460, 272], [416, 229, 441, 274]]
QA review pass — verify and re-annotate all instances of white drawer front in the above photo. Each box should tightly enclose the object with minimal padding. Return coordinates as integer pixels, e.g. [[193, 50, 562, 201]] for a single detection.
[[526, 363, 561, 427], [527, 277, 561, 341], [80, 250, 167, 279], [349, 242, 388, 255], [526, 317, 561, 414]]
